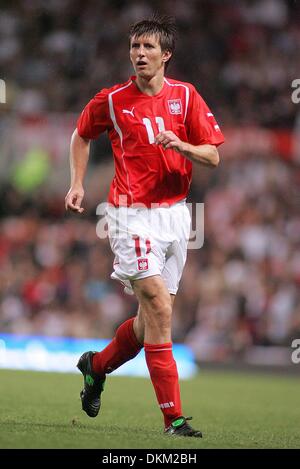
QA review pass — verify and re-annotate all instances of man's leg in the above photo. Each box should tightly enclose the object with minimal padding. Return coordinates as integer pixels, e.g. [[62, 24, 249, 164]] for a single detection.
[[88, 291, 175, 378], [132, 275, 202, 437], [90, 289, 175, 375], [92, 314, 143, 377], [77, 286, 172, 418], [131, 275, 183, 428], [77, 309, 145, 417]]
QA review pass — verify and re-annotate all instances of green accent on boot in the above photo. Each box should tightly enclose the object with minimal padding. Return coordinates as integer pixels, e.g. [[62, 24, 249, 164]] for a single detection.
[[172, 417, 185, 428], [85, 375, 94, 386]]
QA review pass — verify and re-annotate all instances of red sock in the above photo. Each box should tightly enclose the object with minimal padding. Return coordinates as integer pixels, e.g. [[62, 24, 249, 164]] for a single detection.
[[92, 318, 142, 377], [144, 342, 182, 428]]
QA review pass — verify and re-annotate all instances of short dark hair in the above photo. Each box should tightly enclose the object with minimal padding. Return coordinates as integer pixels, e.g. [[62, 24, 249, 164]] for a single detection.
[[129, 14, 177, 69]]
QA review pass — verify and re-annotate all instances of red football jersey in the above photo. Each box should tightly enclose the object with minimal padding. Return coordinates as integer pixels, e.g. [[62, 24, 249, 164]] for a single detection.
[[77, 76, 224, 207]]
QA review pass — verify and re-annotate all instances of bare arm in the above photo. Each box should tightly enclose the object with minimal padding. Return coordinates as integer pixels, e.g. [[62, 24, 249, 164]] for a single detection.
[[155, 131, 219, 167], [65, 129, 91, 213]]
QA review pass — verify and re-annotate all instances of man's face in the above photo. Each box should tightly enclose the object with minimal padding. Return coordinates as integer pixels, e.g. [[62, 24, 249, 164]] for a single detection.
[[130, 34, 171, 79]]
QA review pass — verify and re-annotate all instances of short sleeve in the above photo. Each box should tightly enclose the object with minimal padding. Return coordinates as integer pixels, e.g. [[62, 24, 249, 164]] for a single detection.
[[185, 86, 225, 147], [77, 90, 111, 139]]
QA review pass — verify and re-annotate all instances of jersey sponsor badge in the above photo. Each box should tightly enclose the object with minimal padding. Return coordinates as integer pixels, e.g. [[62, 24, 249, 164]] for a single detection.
[[138, 258, 149, 271], [168, 99, 182, 115]]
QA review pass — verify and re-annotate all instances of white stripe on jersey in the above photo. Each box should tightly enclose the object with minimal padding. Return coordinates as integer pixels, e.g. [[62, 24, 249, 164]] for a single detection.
[[108, 81, 134, 205], [164, 78, 190, 123]]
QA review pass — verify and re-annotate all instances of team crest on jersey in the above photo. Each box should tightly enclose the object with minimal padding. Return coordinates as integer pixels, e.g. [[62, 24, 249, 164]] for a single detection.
[[138, 258, 149, 271], [168, 99, 182, 115]]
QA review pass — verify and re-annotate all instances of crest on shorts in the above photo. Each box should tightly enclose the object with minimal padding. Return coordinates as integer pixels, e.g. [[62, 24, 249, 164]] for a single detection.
[[168, 99, 182, 115], [138, 258, 149, 271]]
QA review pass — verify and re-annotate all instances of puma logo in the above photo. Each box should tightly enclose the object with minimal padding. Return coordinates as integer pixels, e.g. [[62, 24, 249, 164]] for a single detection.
[[122, 107, 135, 117]]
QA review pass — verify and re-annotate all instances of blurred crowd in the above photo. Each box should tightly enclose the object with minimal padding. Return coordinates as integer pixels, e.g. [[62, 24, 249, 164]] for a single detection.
[[0, 0, 299, 127], [0, 0, 299, 363], [0, 148, 299, 362], [184, 151, 300, 361]]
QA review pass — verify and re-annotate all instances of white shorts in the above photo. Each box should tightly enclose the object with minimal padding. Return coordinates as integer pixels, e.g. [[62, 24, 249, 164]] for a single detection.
[[106, 200, 191, 295]]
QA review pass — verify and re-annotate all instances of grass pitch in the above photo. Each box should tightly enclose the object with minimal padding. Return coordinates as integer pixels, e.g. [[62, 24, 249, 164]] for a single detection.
[[0, 368, 299, 449]]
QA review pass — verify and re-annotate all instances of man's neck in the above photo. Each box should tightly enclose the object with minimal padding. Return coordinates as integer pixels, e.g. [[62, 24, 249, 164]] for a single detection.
[[135, 72, 165, 96]]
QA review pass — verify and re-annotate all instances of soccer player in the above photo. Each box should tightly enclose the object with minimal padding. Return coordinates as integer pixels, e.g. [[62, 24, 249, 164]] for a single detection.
[[65, 15, 224, 437]]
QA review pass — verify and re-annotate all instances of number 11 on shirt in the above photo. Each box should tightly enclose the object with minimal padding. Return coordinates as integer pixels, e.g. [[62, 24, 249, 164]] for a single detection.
[[142, 117, 165, 144]]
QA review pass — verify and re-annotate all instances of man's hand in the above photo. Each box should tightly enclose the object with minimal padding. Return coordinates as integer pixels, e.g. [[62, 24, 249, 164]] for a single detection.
[[65, 183, 85, 213], [155, 130, 186, 154], [155, 130, 219, 167]]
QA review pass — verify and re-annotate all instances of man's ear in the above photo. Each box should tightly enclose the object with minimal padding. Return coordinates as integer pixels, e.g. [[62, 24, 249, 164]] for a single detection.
[[162, 50, 172, 63]]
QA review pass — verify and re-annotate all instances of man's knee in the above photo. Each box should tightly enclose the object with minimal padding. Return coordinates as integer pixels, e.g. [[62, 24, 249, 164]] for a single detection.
[[132, 276, 173, 333], [133, 276, 168, 299], [136, 277, 171, 309], [148, 297, 172, 328], [141, 291, 172, 330]]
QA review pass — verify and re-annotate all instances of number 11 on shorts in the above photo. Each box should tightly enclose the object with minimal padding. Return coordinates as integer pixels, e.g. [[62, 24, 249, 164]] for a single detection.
[[132, 235, 151, 257]]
